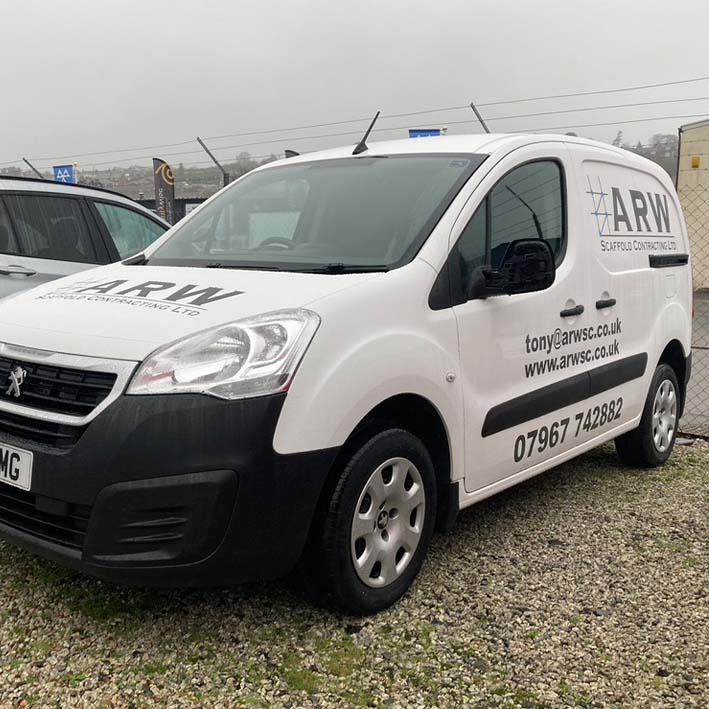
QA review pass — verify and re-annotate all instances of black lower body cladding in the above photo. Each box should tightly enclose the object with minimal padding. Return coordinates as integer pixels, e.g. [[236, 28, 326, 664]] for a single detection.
[[0, 393, 338, 586], [482, 354, 649, 437]]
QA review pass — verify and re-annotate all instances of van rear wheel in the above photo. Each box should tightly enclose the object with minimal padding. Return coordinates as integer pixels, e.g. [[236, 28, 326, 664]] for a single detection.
[[615, 363, 679, 468], [307, 428, 437, 615]]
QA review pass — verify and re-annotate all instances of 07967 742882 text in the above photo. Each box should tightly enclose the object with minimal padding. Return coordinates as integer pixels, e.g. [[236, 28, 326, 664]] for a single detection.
[[513, 397, 624, 463]]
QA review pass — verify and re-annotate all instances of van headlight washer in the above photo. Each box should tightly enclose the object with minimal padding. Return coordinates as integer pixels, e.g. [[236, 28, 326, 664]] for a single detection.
[[127, 308, 320, 400]]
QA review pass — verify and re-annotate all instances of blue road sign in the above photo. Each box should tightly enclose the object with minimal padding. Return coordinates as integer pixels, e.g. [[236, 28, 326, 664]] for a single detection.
[[53, 165, 76, 183], [408, 128, 441, 139]]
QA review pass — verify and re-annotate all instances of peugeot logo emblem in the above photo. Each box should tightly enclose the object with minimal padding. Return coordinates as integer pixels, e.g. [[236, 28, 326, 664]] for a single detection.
[[6, 366, 27, 398]]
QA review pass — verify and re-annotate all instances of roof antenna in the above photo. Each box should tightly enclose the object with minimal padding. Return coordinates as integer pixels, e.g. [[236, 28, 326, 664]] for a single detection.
[[469, 101, 490, 134], [284, 149, 300, 159], [352, 111, 381, 155]]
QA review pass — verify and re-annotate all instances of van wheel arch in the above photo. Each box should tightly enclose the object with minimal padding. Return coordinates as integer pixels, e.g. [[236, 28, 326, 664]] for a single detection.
[[307, 394, 457, 545], [658, 339, 688, 417]]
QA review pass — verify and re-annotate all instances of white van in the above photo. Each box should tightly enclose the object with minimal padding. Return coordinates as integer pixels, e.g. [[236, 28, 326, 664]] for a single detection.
[[0, 134, 692, 614]]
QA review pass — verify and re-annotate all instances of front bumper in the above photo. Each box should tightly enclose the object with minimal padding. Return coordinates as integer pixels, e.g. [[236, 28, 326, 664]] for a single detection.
[[0, 393, 338, 585]]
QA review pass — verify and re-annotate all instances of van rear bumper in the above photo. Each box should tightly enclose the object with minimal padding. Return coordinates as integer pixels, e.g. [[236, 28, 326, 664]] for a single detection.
[[0, 393, 338, 586]]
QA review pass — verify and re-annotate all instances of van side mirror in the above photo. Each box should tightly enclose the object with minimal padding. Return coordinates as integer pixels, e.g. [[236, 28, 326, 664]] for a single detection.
[[468, 239, 556, 300]]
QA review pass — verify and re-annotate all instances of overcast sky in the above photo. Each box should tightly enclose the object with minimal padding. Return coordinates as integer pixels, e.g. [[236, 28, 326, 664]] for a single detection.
[[2, 0, 708, 172]]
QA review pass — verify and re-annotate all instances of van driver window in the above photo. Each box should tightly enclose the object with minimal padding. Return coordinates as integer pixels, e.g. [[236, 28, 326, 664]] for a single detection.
[[456, 160, 564, 295]]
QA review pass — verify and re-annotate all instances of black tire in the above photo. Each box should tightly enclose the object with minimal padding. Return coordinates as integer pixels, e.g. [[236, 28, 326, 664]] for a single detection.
[[615, 363, 680, 468], [305, 428, 437, 615]]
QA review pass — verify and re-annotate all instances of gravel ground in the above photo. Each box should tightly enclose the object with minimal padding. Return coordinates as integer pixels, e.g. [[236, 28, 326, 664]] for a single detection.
[[0, 442, 706, 708]]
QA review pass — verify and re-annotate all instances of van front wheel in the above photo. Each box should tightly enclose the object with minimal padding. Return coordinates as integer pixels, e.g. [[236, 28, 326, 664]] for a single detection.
[[310, 428, 437, 615], [615, 363, 679, 467]]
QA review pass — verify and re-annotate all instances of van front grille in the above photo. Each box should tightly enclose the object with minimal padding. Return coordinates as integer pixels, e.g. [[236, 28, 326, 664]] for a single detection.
[[0, 357, 116, 417], [0, 410, 84, 449], [0, 486, 90, 550]]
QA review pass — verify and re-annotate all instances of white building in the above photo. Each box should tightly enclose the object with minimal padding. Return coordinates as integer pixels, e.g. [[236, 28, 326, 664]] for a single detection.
[[677, 118, 709, 289]]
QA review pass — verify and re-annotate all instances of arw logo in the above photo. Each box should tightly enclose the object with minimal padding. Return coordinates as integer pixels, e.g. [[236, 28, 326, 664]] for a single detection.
[[586, 176, 672, 237], [74, 279, 243, 307]]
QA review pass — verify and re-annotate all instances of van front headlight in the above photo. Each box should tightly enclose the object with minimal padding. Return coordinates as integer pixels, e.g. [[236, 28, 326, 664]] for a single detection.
[[127, 309, 320, 399]]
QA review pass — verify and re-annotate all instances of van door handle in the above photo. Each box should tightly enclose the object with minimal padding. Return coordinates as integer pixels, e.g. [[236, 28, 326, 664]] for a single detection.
[[595, 298, 617, 310], [0, 265, 37, 277], [560, 304, 584, 318]]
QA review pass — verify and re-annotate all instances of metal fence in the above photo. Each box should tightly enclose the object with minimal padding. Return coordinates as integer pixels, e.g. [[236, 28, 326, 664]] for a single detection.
[[682, 290, 709, 436], [679, 184, 709, 436]]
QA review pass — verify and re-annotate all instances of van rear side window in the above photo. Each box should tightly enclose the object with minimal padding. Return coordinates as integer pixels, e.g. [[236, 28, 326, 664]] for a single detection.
[[4, 195, 98, 264]]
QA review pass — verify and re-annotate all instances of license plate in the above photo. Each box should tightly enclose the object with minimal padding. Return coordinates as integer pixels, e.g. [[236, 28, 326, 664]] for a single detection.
[[0, 443, 32, 491]]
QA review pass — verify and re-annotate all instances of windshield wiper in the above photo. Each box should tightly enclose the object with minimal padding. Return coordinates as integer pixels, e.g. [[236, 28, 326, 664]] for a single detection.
[[301, 263, 390, 274], [204, 262, 284, 271]]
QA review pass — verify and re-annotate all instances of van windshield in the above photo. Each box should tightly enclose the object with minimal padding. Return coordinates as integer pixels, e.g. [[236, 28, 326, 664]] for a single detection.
[[148, 154, 485, 272]]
